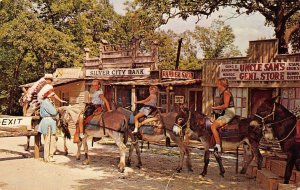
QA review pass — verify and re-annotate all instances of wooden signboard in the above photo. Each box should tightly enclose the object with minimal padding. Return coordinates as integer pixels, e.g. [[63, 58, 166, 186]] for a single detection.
[[0, 116, 32, 130], [175, 96, 184, 104]]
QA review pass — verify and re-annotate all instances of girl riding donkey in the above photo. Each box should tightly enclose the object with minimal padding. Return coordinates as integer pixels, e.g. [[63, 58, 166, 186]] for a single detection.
[[210, 78, 236, 153], [133, 85, 158, 134], [75, 79, 112, 142]]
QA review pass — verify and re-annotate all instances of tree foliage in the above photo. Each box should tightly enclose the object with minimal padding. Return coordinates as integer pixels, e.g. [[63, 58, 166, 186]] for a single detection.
[[129, 0, 300, 54], [188, 20, 241, 59]]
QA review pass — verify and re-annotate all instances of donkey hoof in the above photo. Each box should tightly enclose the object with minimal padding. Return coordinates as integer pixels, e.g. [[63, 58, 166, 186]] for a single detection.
[[82, 159, 89, 165], [176, 168, 182, 173], [76, 156, 80, 160], [126, 161, 131, 167], [188, 168, 193, 172], [200, 172, 207, 177], [136, 164, 142, 169], [220, 172, 225, 177], [65, 151, 68, 156], [24, 146, 29, 151], [119, 168, 125, 173], [240, 168, 246, 174]]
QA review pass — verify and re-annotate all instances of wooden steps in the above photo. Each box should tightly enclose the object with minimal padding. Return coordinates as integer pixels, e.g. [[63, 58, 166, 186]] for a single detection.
[[247, 155, 300, 190]]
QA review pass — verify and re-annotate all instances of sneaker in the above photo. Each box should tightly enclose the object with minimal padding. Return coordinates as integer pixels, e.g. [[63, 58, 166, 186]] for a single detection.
[[209, 144, 221, 152], [132, 128, 138, 134]]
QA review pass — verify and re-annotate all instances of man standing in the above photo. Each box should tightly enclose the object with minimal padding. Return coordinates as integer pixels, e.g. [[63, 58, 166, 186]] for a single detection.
[[37, 85, 58, 162]]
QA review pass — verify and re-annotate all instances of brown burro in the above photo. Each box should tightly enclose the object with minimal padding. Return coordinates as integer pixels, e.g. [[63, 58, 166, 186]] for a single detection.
[[117, 106, 254, 177], [59, 104, 128, 173]]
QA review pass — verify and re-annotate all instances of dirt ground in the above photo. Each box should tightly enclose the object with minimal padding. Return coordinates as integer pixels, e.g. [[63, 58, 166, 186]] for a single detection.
[[0, 136, 263, 190]]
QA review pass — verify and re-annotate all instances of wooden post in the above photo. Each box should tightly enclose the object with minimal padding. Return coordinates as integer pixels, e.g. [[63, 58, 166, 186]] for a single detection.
[[34, 132, 41, 159], [166, 86, 170, 112]]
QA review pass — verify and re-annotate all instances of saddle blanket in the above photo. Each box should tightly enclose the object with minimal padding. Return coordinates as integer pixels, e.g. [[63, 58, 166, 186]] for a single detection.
[[129, 125, 155, 135], [85, 114, 103, 130], [205, 117, 240, 138]]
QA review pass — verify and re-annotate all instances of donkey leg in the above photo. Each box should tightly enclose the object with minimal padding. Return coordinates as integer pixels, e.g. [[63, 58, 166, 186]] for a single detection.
[[63, 137, 68, 156], [25, 136, 30, 151], [201, 151, 210, 177], [214, 152, 225, 177], [126, 142, 134, 167], [284, 154, 296, 184], [76, 140, 82, 160], [200, 136, 210, 176], [82, 135, 90, 165], [240, 143, 254, 174], [185, 146, 193, 172], [111, 132, 127, 173], [170, 135, 185, 173], [251, 141, 263, 170]]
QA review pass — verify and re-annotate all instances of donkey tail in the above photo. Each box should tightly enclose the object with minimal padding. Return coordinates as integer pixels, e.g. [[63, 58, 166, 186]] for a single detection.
[[61, 123, 71, 140]]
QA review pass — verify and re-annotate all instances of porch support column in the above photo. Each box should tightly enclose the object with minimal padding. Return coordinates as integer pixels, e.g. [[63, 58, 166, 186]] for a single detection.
[[166, 86, 170, 112], [131, 85, 136, 111]]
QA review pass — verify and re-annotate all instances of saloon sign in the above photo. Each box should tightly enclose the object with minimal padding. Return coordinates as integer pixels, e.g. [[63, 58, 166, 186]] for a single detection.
[[162, 70, 194, 80], [219, 62, 300, 81], [86, 68, 151, 77]]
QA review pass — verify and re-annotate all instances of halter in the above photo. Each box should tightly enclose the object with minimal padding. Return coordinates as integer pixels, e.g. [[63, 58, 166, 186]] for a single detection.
[[173, 110, 191, 139], [255, 103, 296, 143]]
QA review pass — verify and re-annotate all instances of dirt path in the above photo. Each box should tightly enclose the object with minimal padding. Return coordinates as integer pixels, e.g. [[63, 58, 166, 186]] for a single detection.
[[0, 136, 262, 190]]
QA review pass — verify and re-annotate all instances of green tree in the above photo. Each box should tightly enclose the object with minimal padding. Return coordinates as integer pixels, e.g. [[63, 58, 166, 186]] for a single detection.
[[189, 20, 241, 59], [128, 0, 300, 54], [0, 11, 80, 114]]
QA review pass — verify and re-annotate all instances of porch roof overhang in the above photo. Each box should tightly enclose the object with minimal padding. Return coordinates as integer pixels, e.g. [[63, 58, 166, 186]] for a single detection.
[[109, 79, 201, 87], [20, 78, 83, 88]]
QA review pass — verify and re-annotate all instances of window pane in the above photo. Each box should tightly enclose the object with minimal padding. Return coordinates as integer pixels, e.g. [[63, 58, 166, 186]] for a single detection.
[[236, 98, 241, 107], [237, 88, 242, 98], [243, 88, 247, 98], [231, 88, 237, 97], [236, 108, 241, 116]]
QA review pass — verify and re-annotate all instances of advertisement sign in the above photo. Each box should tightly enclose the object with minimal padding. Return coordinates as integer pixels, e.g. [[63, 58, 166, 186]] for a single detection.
[[219, 62, 300, 81]]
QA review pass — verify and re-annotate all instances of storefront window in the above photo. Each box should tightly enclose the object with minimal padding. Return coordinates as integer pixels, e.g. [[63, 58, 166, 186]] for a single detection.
[[116, 88, 131, 108], [214, 87, 247, 118], [281, 88, 300, 110]]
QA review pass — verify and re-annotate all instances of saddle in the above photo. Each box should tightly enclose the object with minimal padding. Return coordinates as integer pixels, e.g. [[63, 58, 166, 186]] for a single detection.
[[129, 112, 163, 135], [206, 116, 241, 139]]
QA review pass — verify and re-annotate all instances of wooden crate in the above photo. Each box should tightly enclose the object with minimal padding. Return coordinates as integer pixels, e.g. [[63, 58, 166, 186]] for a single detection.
[[290, 170, 300, 184], [263, 156, 286, 170], [257, 169, 283, 190], [277, 183, 298, 190], [270, 160, 287, 177], [247, 162, 258, 178]]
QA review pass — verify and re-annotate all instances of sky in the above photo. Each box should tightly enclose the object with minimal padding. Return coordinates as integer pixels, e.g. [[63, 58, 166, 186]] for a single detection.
[[110, 0, 275, 55]]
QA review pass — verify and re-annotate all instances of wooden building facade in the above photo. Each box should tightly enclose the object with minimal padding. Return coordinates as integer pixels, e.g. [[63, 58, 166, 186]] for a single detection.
[[29, 38, 202, 113], [202, 39, 300, 117]]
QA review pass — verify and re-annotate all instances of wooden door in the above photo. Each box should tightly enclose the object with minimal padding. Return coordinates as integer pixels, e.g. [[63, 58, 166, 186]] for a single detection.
[[250, 88, 274, 115]]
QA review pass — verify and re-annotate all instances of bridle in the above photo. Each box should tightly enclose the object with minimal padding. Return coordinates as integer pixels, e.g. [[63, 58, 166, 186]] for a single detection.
[[173, 109, 191, 138], [255, 103, 296, 143]]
